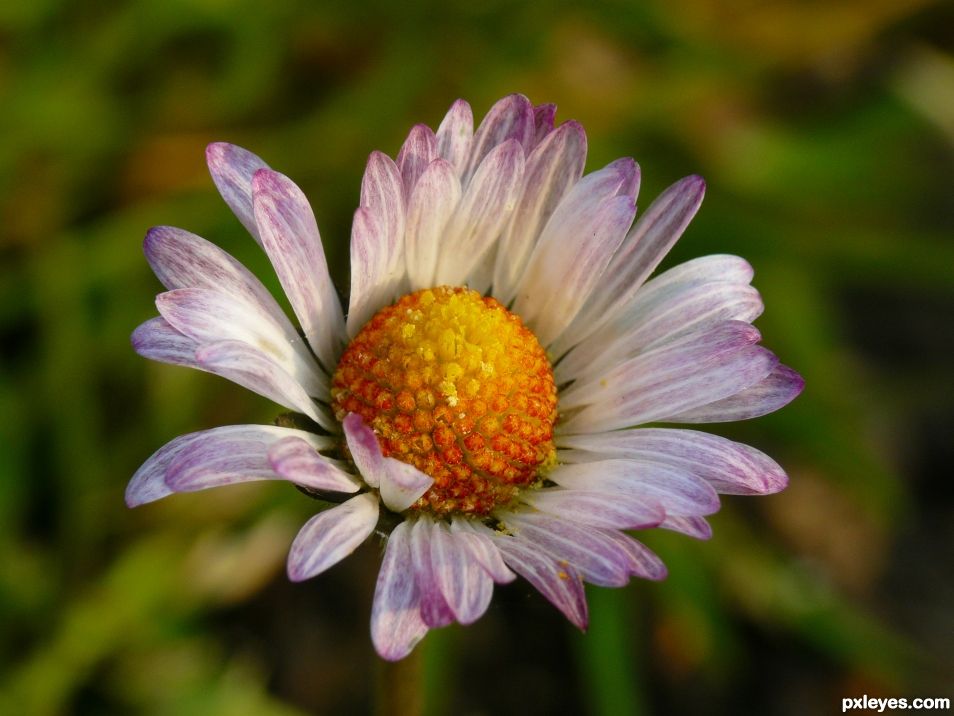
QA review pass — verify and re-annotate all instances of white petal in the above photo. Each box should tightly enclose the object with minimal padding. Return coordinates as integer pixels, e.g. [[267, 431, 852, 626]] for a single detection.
[[252, 169, 346, 371], [591, 528, 668, 580], [434, 140, 525, 287], [396, 124, 438, 199], [343, 412, 385, 488], [267, 436, 360, 493], [513, 159, 639, 346], [194, 341, 334, 429], [347, 152, 407, 336], [380, 458, 434, 513], [557, 428, 789, 495], [462, 94, 534, 186], [131, 317, 201, 369], [435, 99, 473, 175], [492, 121, 587, 304], [559, 322, 778, 434], [287, 493, 379, 581], [553, 175, 705, 355], [520, 487, 664, 529], [660, 515, 713, 539], [371, 521, 429, 661], [206, 142, 269, 245], [449, 519, 516, 584], [405, 159, 461, 291], [156, 287, 325, 398], [160, 425, 334, 494], [668, 364, 804, 423], [430, 521, 493, 624], [409, 517, 455, 627]]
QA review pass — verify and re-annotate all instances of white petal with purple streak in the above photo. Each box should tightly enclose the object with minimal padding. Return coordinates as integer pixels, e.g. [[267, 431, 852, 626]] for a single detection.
[[372, 521, 428, 661], [267, 436, 360, 493], [206, 142, 270, 244], [287, 493, 379, 581]]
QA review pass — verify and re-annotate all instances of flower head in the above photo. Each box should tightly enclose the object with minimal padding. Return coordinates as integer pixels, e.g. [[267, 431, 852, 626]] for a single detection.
[[128, 94, 803, 660]]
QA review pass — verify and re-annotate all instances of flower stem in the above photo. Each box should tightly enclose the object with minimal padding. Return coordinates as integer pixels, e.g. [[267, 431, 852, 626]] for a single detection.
[[375, 640, 426, 716]]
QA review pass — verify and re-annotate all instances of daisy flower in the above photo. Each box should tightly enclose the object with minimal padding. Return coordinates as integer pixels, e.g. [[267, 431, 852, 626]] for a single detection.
[[127, 94, 803, 661]]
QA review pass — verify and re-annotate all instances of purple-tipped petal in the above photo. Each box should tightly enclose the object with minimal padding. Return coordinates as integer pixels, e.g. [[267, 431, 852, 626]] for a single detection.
[[156, 287, 325, 397], [396, 124, 438, 199], [343, 412, 384, 488], [435, 99, 474, 175], [287, 493, 379, 581], [449, 519, 517, 584], [520, 488, 664, 530], [558, 428, 789, 496], [559, 322, 778, 434], [409, 518, 455, 627], [430, 521, 493, 625], [660, 515, 713, 540], [556, 280, 763, 385], [548, 459, 721, 517], [669, 364, 805, 423], [434, 139, 525, 287], [554, 175, 706, 355], [493, 121, 587, 304], [592, 528, 668, 581], [267, 436, 360, 493], [126, 433, 196, 506], [513, 158, 639, 346], [405, 159, 461, 291], [489, 529, 588, 629], [532, 103, 558, 147], [195, 340, 333, 429], [154, 425, 333, 494], [132, 316, 201, 369], [372, 521, 429, 661], [252, 169, 346, 371], [143, 226, 292, 330], [348, 152, 407, 336], [462, 94, 534, 185], [206, 142, 270, 245], [379, 458, 434, 513], [501, 512, 634, 588]]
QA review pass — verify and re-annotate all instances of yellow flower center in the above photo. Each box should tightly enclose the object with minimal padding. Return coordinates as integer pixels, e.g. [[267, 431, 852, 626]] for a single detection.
[[331, 286, 557, 516]]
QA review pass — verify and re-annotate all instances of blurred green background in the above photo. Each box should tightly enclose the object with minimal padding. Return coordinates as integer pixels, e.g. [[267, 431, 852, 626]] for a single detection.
[[2, 0, 953, 714]]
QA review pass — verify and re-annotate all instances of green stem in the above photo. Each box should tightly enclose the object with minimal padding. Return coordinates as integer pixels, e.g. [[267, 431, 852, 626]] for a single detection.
[[375, 639, 426, 716]]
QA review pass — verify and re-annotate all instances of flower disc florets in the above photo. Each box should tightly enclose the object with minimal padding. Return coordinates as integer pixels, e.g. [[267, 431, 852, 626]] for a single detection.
[[331, 286, 557, 516]]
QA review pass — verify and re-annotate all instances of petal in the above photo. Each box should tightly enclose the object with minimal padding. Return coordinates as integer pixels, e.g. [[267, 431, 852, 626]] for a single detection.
[[532, 103, 558, 147], [131, 316, 201, 369], [548, 459, 720, 517], [462, 94, 534, 185], [660, 515, 713, 540], [520, 487, 664, 530], [513, 159, 639, 346], [555, 281, 763, 385], [126, 433, 193, 506], [409, 518, 455, 627], [159, 425, 335, 494], [435, 99, 473, 175], [488, 528, 588, 629], [449, 519, 517, 584], [372, 521, 429, 661], [206, 142, 270, 245], [553, 175, 706, 354], [287, 493, 379, 581], [591, 528, 668, 580], [347, 153, 407, 336], [559, 322, 778, 434], [267, 436, 360, 493], [668, 364, 805, 423], [405, 159, 461, 291], [557, 428, 789, 496], [434, 139, 525, 287], [396, 124, 438, 199], [143, 226, 292, 331], [156, 287, 325, 398], [500, 512, 633, 588], [430, 521, 494, 625], [343, 413, 384, 488], [492, 121, 587, 304], [195, 341, 334, 429], [379, 458, 434, 513], [252, 169, 346, 371]]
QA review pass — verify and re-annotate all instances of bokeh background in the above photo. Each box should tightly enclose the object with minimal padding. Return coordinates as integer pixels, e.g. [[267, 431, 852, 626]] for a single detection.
[[2, 0, 953, 714]]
